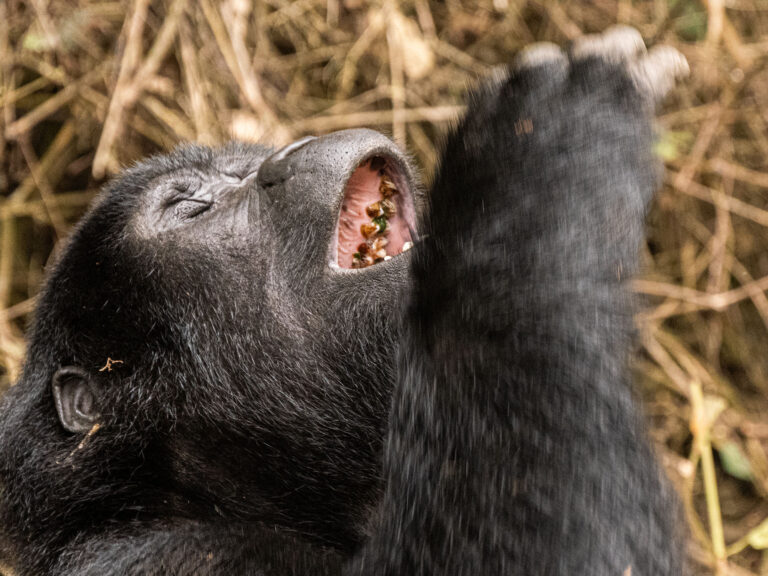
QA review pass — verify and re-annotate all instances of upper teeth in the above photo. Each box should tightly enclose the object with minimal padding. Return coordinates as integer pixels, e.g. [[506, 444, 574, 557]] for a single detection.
[[379, 178, 397, 198], [352, 174, 400, 269]]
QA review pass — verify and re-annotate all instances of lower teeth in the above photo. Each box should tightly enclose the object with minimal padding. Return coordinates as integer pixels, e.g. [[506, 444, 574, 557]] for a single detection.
[[351, 254, 374, 268]]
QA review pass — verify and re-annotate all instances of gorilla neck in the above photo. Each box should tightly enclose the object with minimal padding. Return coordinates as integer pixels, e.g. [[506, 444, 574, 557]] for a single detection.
[[157, 276, 405, 552]]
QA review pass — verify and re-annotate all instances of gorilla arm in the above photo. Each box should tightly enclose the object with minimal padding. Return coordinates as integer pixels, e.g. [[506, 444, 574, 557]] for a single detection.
[[351, 29, 689, 576]]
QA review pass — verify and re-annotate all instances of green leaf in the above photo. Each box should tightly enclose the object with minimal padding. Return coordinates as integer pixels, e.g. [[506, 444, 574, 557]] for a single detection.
[[674, 7, 707, 42], [717, 441, 753, 482], [747, 517, 768, 550], [654, 130, 694, 162], [372, 216, 387, 233], [654, 140, 678, 163], [22, 32, 48, 53], [702, 395, 727, 430]]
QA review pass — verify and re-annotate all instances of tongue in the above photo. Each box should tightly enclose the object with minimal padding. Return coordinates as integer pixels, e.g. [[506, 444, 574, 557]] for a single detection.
[[336, 159, 411, 269]]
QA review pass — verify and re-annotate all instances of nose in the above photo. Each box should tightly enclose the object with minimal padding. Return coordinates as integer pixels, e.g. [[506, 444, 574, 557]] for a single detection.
[[257, 136, 317, 189], [256, 129, 407, 193]]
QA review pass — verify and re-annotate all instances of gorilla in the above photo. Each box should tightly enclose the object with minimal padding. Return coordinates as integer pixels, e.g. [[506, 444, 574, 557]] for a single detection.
[[0, 28, 689, 575]]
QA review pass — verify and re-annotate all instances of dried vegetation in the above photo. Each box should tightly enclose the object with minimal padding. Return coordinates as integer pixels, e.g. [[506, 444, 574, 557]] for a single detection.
[[1, 0, 768, 573]]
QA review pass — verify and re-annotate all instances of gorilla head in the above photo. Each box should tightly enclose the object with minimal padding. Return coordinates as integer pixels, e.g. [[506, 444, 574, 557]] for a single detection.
[[0, 130, 420, 569]]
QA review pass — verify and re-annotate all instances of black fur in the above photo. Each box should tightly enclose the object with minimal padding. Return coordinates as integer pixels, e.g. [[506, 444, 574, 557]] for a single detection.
[[0, 49, 683, 574]]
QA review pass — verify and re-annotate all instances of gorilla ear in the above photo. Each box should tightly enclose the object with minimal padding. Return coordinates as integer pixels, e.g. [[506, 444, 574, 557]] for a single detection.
[[51, 367, 100, 433]]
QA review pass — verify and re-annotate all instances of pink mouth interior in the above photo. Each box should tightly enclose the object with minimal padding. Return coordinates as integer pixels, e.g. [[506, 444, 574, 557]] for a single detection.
[[336, 157, 413, 269]]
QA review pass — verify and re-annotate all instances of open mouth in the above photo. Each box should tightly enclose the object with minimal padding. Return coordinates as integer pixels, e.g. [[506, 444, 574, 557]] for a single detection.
[[334, 155, 416, 269]]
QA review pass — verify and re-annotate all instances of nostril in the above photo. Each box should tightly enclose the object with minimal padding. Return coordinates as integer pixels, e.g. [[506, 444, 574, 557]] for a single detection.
[[256, 161, 291, 189], [257, 136, 317, 189]]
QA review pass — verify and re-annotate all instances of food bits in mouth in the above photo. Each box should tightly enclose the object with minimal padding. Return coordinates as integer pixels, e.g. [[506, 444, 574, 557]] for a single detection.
[[352, 175, 399, 269]]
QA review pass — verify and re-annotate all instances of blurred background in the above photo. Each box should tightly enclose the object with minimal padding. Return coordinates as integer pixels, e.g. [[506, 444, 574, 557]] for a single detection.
[[0, 0, 767, 573]]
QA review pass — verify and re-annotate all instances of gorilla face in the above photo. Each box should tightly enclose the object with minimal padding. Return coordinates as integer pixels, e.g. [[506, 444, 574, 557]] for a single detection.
[[0, 130, 420, 561], [131, 130, 417, 273]]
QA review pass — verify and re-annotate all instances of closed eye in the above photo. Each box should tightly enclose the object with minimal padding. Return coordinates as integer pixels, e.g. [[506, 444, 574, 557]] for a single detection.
[[163, 181, 212, 220], [172, 198, 212, 220]]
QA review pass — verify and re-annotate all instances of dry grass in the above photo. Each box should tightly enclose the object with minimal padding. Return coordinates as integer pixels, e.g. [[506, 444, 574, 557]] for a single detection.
[[1, 0, 768, 573]]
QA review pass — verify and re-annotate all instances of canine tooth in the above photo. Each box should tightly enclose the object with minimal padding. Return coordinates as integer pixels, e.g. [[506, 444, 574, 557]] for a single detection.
[[402, 241, 413, 252]]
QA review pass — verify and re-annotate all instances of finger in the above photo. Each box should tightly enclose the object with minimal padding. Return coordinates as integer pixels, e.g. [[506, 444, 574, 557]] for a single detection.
[[629, 45, 690, 104], [571, 25, 647, 64], [513, 42, 567, 71], [509, 42, 568, 89]]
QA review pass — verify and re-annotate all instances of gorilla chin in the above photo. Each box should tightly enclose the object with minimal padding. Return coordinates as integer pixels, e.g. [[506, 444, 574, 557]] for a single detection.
[[0, 27, 688, 576]]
